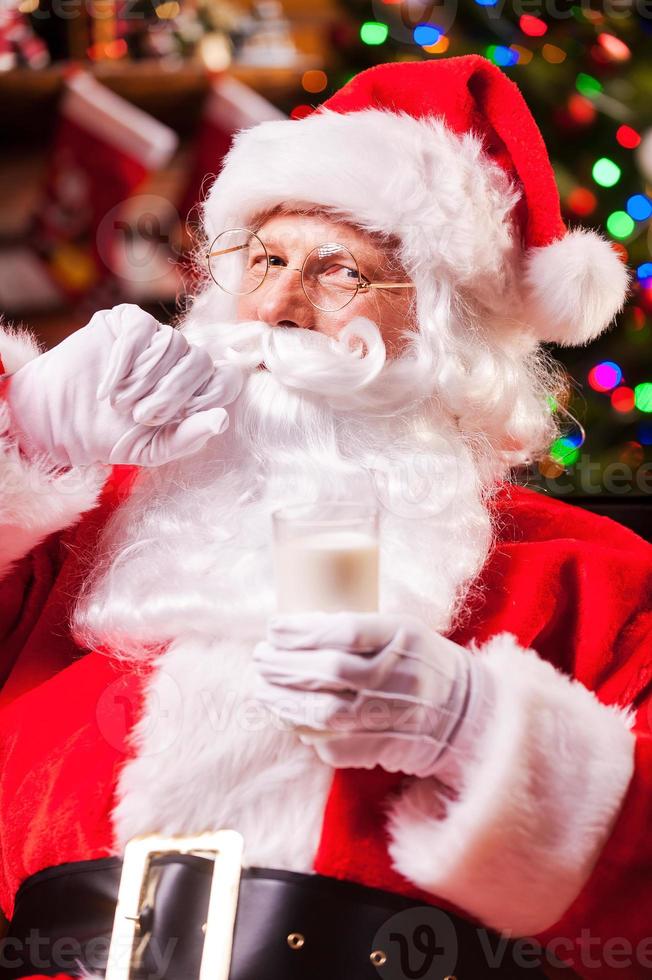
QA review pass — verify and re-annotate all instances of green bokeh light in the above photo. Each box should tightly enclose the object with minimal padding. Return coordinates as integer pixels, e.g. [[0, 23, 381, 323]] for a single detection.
[[550, 437, 581, 466], [606, 210, 635, 239], [576, 72, 602, 97], [634, 382, 652, 413], [360, 21, 389, 45], [592, 157, 621, 188]]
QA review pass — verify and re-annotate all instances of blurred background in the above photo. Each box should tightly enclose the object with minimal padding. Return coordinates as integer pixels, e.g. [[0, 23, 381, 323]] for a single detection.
[[1, 0, 651, 512]]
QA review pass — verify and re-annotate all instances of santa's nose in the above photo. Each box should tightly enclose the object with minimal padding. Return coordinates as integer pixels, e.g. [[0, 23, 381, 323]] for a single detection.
[[254, 269, 316, 330]]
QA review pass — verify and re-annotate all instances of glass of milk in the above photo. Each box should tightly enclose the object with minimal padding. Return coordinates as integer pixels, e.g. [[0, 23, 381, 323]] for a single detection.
[[272, 502, 379, 613]]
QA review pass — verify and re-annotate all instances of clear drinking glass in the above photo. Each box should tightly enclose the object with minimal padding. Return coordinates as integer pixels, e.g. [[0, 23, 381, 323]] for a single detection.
[[272, 502, 379, 614]]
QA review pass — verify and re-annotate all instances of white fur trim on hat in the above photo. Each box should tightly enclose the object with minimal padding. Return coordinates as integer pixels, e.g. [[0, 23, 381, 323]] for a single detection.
[[386, 632, 635, 936], [523, 228, 630, 347], [204, 108, 629, 348], [204, 108, 520, 296]]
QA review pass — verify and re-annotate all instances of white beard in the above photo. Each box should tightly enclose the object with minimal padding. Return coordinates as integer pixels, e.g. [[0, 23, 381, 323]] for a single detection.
[[74, 315, 493, 655], [72, 313, 495, 861]]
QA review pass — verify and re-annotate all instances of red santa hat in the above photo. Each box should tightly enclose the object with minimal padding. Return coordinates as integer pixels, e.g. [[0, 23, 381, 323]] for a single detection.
[[203, 55, 629, 347]]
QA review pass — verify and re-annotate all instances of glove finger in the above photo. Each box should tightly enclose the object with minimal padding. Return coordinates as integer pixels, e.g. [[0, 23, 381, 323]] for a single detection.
[[255, 678, 355, 731], [254, 641, 396, 693], [267, 611, 411, 654], [143, 408, 230, 465], [108, 408, 228, 467], [306, 731, 427, 773], [134, 357, 244, 426], [131, 344, 215, 425], [110, 325, 189, 411], [183, 362, 244, 414], [97, 307, 163, 401]]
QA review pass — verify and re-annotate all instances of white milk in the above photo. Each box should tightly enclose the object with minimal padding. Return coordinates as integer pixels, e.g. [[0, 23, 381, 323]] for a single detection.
[[274, 530, 379, 613]]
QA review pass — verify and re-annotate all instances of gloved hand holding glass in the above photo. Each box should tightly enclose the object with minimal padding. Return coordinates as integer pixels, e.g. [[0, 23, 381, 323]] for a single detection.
[[259, 501, 493, 779]]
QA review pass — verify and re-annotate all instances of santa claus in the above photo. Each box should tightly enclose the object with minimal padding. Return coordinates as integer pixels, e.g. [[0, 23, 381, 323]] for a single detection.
[[0, 56, 650, 980]]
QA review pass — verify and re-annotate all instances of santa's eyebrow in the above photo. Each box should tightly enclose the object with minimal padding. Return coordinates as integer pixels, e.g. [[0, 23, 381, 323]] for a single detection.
[[253, 231, 384, 270]]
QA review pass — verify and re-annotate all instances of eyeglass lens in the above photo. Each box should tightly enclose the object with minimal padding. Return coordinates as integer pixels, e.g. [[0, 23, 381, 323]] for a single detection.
[[208, 230, 362, 312]]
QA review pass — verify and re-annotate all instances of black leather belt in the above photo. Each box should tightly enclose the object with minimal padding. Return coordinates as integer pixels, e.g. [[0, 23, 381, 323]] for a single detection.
[[2, 855, 546, 979]]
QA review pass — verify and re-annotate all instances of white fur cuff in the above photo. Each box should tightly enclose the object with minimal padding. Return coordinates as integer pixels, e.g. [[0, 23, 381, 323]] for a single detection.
[[0, 325, 108, 576], [387, 632, 636, 936]]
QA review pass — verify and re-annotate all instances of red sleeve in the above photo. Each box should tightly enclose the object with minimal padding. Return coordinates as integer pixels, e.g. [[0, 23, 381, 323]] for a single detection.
[[535, 697, 652, 979], [0, 532, 65, 689], [485, 490, 652, 978], [379, 487, 652, 977]]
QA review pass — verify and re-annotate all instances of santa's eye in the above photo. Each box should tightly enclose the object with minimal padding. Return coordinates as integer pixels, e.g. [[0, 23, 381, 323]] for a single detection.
[[320, 264, 360, 282]]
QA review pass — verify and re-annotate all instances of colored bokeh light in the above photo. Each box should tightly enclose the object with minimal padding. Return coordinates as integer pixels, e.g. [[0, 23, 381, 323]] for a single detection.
[[475, 0, 499, 6], [616, 125, 641, 149], [589, 361, 623, 392], [637, 263, 652, 286], [423, 35, 450, 54], [510, 44, 532, 64], [638, 422, 652, 445], [634, 383, 652, 412], [519, 14, 547, 36], [597, 33, 631, 61], [567, 187, 597, 216], [592, 157, 621, 187], [619, 441, 644, 466], [611, 242, 629, 263], [568, 94, 596, 125], [88, 39, 128, 59], [302, 70, 327, 94], [360, 21, 389, 45], [549, 437, 581, 467], [576, 73, 602, 97], [630, 306, 647, 330], [565, 429, 585, 448], [542, 43, 566, 64], [486, 44, 519, 66], [290, 105, 313, 120], [154, 2, 178, 19], [626, 195, 652, 221], [413, 23, 441, 45], [611, 386, 635, 413], [606, 211, 635, 239]]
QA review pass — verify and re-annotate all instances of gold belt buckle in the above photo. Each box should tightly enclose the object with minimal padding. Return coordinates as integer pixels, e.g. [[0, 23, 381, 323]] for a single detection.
[[105, 829, 244, 980]]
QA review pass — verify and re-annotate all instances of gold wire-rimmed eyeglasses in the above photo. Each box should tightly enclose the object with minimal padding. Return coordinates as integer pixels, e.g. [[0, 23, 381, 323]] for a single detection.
[[207, 228, 414, 313]]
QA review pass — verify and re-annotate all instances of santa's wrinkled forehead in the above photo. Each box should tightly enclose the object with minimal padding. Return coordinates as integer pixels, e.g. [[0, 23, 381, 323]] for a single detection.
[[247, 205, 405, 275]]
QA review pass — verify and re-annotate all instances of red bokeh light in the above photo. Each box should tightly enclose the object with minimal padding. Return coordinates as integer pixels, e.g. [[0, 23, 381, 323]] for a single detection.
[[519, 14, 547, 36]]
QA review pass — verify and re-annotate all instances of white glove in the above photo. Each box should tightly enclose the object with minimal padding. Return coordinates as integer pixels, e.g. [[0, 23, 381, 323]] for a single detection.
[[254, 611, 494, 779], [4, 304, 243, 468]]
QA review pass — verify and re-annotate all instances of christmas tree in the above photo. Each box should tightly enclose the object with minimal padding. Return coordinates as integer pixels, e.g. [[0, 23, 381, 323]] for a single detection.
[[313, 0, 652, 496]]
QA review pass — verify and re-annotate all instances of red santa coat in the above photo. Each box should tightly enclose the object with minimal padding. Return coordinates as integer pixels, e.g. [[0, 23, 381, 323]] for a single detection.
[[0, 328, 651, 980]]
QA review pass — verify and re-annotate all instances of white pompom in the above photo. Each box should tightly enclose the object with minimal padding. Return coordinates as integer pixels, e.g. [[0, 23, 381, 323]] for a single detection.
[[523, 228, 630, 347]]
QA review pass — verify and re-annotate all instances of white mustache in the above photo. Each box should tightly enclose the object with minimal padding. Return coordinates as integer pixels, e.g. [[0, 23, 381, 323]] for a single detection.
[[193, 317, 386, 400]]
